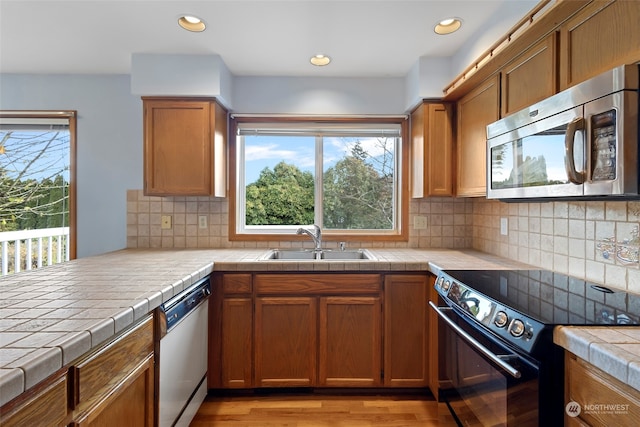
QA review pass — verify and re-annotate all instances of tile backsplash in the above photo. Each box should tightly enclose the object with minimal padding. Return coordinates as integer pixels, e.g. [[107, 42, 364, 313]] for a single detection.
[[472, 199, 640, 293], [126, 190, 639, 292]]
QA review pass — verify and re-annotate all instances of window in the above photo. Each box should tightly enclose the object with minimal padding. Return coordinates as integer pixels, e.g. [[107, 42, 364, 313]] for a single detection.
[[230, 117, 408, 241], [0, 111, 76, 274]]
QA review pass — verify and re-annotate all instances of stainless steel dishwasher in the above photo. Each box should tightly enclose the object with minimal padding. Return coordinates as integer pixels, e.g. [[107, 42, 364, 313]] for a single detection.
[[157, 276, 211, 427]]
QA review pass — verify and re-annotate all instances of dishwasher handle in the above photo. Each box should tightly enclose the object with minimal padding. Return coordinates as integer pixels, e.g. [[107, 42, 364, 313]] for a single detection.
[[429, 300, 521, 379]]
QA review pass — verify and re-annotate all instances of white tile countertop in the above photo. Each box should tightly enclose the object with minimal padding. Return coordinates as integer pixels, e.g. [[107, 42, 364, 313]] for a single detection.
[[554, 326, 640, 392], [1, 247, 638, 407], [0, 247, 525, 406]]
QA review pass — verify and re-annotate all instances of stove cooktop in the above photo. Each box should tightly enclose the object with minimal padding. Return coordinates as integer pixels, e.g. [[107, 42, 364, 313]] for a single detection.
[[434, 269, 640, 355], [442, 269, 640, 326]]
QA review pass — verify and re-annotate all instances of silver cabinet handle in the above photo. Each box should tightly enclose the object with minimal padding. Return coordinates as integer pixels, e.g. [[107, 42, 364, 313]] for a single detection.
[[564, 116, 585, 184], [429, 301, 521, 379]]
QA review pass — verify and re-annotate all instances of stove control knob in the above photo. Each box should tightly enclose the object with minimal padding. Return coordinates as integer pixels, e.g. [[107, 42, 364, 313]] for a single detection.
[[494, 311, 509, 328], [509, 319, 525, 337], [443, 280, 451, 291], [437, 277, 444, 288]]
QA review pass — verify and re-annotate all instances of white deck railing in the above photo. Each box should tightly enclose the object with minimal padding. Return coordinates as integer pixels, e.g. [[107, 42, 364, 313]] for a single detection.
[[0, 227, 70, 276]]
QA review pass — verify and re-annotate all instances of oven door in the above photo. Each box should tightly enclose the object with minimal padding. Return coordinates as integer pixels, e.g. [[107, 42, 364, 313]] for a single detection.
[[430, 301, 539, 427]]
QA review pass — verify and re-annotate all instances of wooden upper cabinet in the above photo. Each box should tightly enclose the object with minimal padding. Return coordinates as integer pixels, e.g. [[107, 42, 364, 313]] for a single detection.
[[410, 102, 454, 198], [143, 97, 227, 197], [501, 33, 557, 117], [559, 0, 640, 90], [456, 74, 500, 197]]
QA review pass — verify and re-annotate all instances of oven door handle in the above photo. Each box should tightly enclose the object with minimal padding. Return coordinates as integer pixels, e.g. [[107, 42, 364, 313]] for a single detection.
[[429, 301, 522, 379]]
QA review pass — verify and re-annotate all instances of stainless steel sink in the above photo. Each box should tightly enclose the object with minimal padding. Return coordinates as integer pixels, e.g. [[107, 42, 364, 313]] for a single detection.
[[262, 249, 317, 260], [320, 249, 374, 260], [260, 249, 375, 261]]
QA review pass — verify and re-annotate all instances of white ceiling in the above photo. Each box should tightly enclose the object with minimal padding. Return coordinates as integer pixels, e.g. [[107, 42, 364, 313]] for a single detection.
[[0, 0, 540, 78]]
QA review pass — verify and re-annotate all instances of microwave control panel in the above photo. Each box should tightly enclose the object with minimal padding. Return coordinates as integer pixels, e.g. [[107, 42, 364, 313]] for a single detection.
[[590, 109, 617, 181]]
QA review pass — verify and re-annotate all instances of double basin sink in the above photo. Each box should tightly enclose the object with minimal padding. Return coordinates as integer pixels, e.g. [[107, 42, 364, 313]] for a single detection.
[[260, 248, 376, 261]]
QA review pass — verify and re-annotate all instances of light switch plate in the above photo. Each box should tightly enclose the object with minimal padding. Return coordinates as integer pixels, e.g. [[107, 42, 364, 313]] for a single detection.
[[500, 217, 508, 235], [414, 215, 427, 230], [198, 215, 208, 229], [161, 215, 172, 230]]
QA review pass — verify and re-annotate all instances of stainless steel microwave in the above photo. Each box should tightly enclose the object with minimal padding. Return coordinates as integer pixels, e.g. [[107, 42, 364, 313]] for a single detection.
[[486, 64, 639, 200]]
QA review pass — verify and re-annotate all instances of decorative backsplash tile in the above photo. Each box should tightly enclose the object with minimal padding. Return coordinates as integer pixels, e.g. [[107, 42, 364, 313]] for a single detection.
[[474, 199, 640, 292]]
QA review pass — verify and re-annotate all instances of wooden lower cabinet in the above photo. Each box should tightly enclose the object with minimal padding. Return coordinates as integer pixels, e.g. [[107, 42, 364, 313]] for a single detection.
[[0, 370, 69, 427], [71, 355, 154, 427], [221, 297, 252, 388], [255, 297, 317, 387], [565, 352, 640, 427], [319, 296, 382, 387], [1, 315, 155, 427], [70, 315, 155, 426], [384, 274, 429, 387], [213, 272, 431, 391]]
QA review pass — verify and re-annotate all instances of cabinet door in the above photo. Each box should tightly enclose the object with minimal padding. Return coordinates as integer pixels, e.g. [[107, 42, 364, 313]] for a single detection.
[[501, 34, 557, 116], [559, 0, 640, 90], [456, 75, 500, 197], [72, 355, 154, 427], [384, 274, 429, 387], [221, 297, 253, 388], [69, 316, 154, 426], [143, 98, 226, 196], [566, 352, 640, 427], [411, 102, 454, 197], [427, 274, 441, 399], [255, 297, 317, 387], [0, 371, 68, 427], [318, 296, 381, 387]]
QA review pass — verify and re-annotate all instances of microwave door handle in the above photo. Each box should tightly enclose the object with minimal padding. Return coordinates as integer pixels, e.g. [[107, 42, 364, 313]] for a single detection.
[[428, 301, 522, 379], [565, 117, 585, 184]]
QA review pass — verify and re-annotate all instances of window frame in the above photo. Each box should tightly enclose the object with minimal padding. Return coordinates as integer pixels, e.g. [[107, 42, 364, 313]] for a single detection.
[[0, 110, 77, 259], [228, 116, 409, 243]]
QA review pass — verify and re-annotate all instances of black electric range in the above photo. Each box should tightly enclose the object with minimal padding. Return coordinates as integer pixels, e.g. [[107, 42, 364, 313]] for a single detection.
[[435, 269, 640, 357]]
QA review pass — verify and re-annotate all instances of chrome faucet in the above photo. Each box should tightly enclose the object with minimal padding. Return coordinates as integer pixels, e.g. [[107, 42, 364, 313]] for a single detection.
[[296, 224, 322, 258]]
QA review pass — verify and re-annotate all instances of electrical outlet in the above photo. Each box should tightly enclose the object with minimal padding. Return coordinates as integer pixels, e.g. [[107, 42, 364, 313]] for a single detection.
[[198, 215, 208, 229], [161, 215, 172, 230], [500, 217, 508, 236], [414, 215, 428, 230]]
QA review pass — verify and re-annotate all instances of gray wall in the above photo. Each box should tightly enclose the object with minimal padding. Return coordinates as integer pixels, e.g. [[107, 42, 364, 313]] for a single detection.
[[0, 74, 142, 257], [1, 72, 417, 257]]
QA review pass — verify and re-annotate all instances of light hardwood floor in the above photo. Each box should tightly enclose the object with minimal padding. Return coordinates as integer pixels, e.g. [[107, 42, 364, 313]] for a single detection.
[[191, 392, 458, 426]]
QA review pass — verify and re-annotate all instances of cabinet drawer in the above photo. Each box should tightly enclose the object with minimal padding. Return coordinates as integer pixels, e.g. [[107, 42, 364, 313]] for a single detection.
[[70, 315, 153, 408], [0, 372, 68, 427], [567, 353, 640, 427], [223, 273, 252, 294], [255, 274, 381, 295]]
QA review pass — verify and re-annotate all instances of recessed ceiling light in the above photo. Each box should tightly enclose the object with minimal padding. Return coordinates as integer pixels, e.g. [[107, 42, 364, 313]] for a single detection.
[[434, 17, 462, 35], [178, 15, 206, 32], [310, 54, 331, 66]]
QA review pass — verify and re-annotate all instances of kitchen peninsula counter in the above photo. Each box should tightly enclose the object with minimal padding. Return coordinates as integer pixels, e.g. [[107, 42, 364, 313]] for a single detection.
[[1, 247, 637, 407]]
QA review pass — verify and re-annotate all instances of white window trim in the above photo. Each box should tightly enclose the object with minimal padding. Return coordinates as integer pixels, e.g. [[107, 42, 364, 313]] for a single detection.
[[234, 121, 403, 237]]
